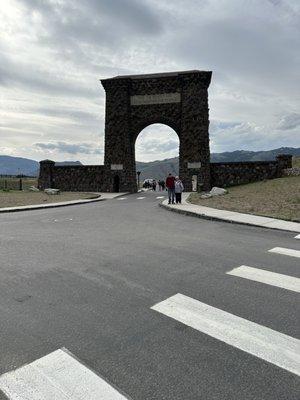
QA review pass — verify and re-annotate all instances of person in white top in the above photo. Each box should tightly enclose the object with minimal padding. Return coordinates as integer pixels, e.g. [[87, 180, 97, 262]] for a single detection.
[[174, 176, 184, 204]]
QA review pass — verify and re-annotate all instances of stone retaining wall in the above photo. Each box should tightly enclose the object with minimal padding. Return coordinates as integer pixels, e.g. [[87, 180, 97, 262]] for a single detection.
[[38, 154, 293, 192], [210, 154, 292, 187], [282, 167, 300, 177], [38, 160, 107, 191]]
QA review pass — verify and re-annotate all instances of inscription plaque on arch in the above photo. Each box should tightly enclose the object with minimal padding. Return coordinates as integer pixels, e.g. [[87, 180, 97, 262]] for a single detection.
[[111, 164, 123, 170], [188, 162, 201, 169], [130, 93, 181, 106]]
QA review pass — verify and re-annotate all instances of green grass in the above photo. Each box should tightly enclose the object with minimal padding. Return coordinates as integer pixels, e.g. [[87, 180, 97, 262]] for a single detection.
[[0, 190, 99, 208], [0, 177, 38, 191], [292, 156, 300, 168]]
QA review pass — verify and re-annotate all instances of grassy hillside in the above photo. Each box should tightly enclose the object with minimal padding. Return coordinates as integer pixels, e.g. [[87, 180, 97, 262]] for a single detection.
[[292, 156, 300, 168], [189, 174, 300, 221]]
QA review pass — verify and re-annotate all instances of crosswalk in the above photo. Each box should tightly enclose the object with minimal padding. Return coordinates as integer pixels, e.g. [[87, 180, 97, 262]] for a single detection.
[[117, 195, 165, 201], [152, 240, 300, 377], [0, 235, 299, 398], [151, 293, 300, 377], [268, 247, 300, 258], [0, 349, 130, 400], [227, 265, 300, 293]]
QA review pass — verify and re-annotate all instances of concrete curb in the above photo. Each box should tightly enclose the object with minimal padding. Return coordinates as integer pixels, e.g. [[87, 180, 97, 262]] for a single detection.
[[159, 200, 300, 233], [0, 196, 105, 213]]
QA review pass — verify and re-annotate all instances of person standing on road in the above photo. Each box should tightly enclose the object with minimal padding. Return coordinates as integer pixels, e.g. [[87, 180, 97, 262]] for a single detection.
[[174, 176, 184, 204], [166, 173, 175, 204], [152, 179, 157, 191]]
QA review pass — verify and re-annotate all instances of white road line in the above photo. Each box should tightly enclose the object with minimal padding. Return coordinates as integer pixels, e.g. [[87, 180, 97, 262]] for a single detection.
[[156, 196, 165, 199], [151, 293, 300, 376], [117, 198, 127, 200], [295, 234, 300, 239], [0, 348, 129, 400], [268, 247, 300, 259], [137, 197, 145, 200], [227, 265, 300, 293]]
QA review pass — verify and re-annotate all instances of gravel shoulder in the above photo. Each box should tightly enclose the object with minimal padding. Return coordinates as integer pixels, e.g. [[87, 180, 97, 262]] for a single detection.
[[0, 191, 100, 208], [188, 176, 300, 221]]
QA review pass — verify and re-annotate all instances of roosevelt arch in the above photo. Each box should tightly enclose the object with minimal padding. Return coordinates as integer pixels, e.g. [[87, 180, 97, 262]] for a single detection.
[[101, 70, 212, 192]]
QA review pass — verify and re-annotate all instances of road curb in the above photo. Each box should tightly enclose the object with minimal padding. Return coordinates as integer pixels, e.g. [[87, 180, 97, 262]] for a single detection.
[[0, 196, 105, 214], [159, 202, 300, 233]]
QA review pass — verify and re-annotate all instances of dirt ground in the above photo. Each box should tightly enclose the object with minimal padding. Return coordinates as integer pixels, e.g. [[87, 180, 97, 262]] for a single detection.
[[0, 191, 100, 208], [189, 176, 300, 221]]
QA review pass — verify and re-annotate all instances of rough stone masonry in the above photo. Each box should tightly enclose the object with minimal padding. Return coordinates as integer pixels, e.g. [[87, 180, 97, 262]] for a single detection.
[[38, 70, 292, 192]]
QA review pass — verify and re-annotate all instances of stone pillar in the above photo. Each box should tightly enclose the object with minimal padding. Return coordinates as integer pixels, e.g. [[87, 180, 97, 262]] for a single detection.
[[101, 78, 136, 192], [38, 159, 55, 189], [180, 72, 212, 191], [276, 154, 293, 177]]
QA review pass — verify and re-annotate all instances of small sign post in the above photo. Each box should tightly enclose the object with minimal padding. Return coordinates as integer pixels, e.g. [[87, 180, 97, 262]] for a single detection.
[[137, 171, 141, 189]]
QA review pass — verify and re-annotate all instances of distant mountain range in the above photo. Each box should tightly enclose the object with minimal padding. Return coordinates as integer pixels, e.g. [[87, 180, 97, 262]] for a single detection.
[[0, 147, 299, 179], [0, 156, 82, 176], [137, 147, 300, 181]]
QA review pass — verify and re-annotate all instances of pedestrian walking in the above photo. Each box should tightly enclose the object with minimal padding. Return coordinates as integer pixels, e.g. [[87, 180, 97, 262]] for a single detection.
[[166, 173, 175, 204], [161, 180, 165, 190], [174, 176, 184, 204], [152, 179, 157, 191]]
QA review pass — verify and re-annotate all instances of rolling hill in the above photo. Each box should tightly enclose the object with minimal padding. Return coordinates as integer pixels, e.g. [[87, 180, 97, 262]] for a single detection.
[[0, 156, 82, 176], [136, 147, 300, 181], [1, 147, 299, 180]]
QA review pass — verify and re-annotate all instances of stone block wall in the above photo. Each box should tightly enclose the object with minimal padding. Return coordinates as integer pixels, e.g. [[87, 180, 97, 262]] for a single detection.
[[38, 160, 107, 191], [210, 154, 292, 187], [38, 154, 293, 192]]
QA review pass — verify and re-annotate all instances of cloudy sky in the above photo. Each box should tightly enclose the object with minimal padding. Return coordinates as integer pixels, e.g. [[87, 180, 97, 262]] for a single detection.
[[1, 0, 299, 164]]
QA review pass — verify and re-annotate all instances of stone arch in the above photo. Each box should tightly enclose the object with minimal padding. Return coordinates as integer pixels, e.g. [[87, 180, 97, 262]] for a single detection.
[[101, 70, 212, 192], [132, 118, 180, 144], [134, 123, 180, 175]]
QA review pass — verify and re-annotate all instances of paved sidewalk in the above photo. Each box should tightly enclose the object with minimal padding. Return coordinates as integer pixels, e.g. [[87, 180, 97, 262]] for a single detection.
[[160, 193, 300, 233], [0, 192, 127, 213]]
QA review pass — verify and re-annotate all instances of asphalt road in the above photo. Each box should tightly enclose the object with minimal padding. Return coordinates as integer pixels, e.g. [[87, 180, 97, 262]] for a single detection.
[[0, 190, 299, 399]]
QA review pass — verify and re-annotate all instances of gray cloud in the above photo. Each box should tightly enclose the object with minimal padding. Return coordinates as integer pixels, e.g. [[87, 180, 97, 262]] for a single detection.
[[277, 113, 300, 130], [138, 139, 179, 154], [32, 106, 100, 124], [0, 52, 100, 98], [1, 0, 299, 163], [35, 141, 103, 155], [20, 0, 163, 51]]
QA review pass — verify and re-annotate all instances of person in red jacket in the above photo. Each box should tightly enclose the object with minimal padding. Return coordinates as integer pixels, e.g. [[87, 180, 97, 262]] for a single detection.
[[166, 173, 175, 204]]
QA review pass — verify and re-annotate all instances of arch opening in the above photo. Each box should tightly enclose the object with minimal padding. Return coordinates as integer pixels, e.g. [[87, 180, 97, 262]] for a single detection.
[[135, 123, 179, 186], [113, 175, 120, 192]]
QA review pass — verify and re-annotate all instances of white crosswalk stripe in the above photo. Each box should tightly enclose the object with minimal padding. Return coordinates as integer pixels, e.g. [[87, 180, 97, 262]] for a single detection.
[[268, 247, 300, 258], [136, 197, 145, 200], [151, 293, 300, 376], [295, 234, 300, 239], [156, 196, 165, 199], [0, 348, 129, 400], [117, 198, 127, 200], [227, 265, 300, 293]]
